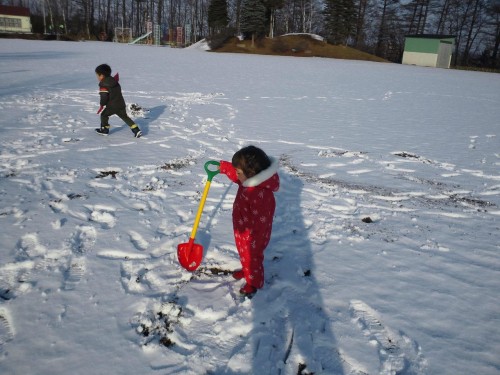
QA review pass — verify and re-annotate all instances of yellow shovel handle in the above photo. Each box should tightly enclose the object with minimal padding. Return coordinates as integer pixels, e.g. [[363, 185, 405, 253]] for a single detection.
[[189, 180, 212, 240]]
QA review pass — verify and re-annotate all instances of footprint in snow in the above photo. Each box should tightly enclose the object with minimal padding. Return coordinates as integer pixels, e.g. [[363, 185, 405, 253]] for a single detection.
[[96, 250, 150, 260], [86, 205, 117, 229], [0, 206, 27, 226], [16, 233, 47, 260], [0, 261, 35, 300], [69, 225, 97, 254], [120, 260, 186, 296], [469, 136, 478, 150], [251, 315, 296, 374], [128, 230, 149, 251], [350, 300, 427, 375], [0, 307, 15, 359], [63, 256, 86, 290]]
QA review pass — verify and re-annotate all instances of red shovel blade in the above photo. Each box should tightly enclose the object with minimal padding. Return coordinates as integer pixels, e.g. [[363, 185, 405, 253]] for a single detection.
[[177, 238, 203, 271]]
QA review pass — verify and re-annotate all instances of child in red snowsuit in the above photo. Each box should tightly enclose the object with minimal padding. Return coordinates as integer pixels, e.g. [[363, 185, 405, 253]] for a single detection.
[[219, 146, 280, 296]]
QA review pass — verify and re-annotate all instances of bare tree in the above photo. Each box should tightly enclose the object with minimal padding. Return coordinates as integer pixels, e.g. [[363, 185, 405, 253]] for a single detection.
[[354, 0, 369, 47], [403, 0, 430, 34], [486, 0, 500, 67], [461, 0, 486, 65]]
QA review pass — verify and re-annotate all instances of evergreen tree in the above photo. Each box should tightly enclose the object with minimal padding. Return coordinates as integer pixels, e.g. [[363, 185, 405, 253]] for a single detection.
[[240, 0, 267, 43], [374, 0, 401, 59], [208, 0, 229, 34], [323, 0, 356, 45]]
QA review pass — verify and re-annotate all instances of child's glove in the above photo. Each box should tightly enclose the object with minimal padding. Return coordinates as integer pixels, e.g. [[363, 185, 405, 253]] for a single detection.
[[97, 105, 104, 114]]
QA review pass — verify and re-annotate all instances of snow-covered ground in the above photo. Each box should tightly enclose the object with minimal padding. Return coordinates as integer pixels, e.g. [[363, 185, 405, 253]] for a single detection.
[[0, 39, 499, 375]]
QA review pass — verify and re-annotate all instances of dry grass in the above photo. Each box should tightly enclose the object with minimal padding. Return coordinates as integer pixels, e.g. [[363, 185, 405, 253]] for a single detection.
[[211, 34, 389, 63]]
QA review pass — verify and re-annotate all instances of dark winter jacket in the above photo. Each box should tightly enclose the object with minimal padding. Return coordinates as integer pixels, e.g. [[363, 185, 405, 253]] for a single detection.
[[98, 75, 126, 112]]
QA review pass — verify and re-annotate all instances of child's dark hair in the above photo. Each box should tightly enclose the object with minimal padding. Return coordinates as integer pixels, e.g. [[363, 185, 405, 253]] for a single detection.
[[95, 64, 112, 77], [232, 145, 271, 178]]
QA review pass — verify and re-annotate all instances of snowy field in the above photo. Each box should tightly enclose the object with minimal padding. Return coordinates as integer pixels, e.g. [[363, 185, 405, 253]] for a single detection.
[[0, 39, 499, 375]]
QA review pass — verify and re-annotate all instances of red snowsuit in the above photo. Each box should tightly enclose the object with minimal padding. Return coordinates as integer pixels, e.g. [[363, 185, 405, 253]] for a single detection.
[[220, 157, 280, 289]]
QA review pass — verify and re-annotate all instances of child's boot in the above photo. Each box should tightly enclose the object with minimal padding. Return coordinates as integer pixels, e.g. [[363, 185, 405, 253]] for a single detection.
[[232, 270, 244, 280], [239, 283, 257, 297], [131, 124, 142, 138], [95, 126, 109, 136]]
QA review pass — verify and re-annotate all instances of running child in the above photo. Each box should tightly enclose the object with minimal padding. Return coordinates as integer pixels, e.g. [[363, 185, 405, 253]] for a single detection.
[[95, 64, 142, 138]]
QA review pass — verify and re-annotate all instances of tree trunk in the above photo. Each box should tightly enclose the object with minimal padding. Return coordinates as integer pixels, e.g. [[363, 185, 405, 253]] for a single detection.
[[354, 0, 367, 47], [46, 0, 55, 34], [435, 0, 451, 34], [462, 0, 482, 65], [157, 0, 163, 29], [269, 9, 275, 38], [407, 0, 419, 34], [376, 0, 388, 56], [492, 15, 500, 68]]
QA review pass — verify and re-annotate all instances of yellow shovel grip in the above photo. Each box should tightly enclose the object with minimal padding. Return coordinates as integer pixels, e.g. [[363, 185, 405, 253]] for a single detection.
[[189, 180, 212, 239]]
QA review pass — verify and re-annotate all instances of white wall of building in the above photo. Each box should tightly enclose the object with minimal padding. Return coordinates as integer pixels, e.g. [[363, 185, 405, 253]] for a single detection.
[[402, 51, 438, 68], [0, 15, 32, 33]]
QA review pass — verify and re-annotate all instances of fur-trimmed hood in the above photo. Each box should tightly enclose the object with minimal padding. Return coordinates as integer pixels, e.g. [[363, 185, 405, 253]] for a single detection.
[[242, 156, 279, 190]]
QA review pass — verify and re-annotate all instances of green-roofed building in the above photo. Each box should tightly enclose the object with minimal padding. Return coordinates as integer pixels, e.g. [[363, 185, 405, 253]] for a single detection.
[[402, 35, 455, 69]]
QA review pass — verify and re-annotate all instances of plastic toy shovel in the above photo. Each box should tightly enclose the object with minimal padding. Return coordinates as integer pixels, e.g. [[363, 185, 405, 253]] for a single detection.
[[177, 161, 220, 271]]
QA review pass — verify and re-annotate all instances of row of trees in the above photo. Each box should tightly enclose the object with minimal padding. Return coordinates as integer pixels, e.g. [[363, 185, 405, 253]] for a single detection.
[[3, 0, 500, 67], [322, 0, 500, 67]]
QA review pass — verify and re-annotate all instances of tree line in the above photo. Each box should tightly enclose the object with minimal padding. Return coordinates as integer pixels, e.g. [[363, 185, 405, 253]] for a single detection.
[[4, 0, 500, 67]]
